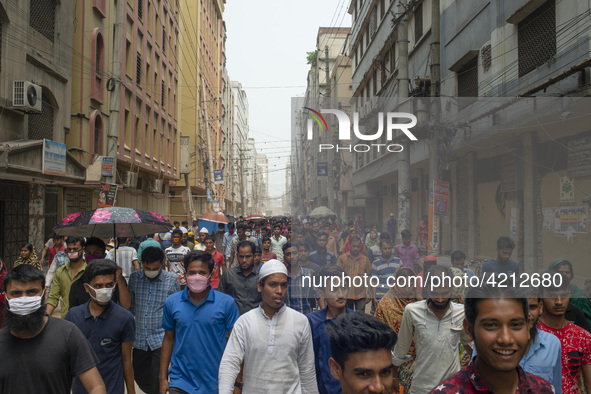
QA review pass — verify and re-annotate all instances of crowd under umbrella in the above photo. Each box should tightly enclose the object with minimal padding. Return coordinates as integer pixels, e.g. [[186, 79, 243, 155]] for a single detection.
[[309, 206, 336, 218]]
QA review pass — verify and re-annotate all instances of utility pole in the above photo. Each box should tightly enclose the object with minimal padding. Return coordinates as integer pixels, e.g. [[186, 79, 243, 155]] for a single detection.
[[428, 0, 441, 253], [397, 1, 411, 241], [105, 0, 124, 185]]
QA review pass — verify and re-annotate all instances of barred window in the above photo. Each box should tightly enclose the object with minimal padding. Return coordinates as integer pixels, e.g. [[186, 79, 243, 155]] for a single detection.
[[389, 42, 396, 72], [457, 57, 478, 97], [414, 3, 423, 42], [162, 26, 166, 53], [28, 92, 54, 140], [161, 83, 165, 107], [370, 7, 377, 37], [30, 0, 56, 42], [518, 0, 556, 77], [380, 0, 385, 19], [136, 53, 142, 85], [138, 0, 143, 20]]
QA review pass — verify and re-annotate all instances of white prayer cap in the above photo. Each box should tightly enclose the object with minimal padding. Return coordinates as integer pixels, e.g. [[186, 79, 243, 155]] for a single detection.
[[258, 259, 288, 282], [199, 227, 209, 234], [181, 227, 188, 234]]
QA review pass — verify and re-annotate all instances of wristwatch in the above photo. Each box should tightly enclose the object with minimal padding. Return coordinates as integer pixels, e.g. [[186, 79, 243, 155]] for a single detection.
[[234, 381, 243, 389]]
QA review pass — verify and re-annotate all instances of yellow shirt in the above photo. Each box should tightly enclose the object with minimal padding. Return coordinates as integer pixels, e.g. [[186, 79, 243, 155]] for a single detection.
[[47, 261, 86, 318]]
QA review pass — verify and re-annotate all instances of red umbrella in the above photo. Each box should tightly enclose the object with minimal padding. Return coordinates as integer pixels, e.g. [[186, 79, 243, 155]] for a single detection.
[[200, 212, 230, 224], [245, 214, 264, 220]]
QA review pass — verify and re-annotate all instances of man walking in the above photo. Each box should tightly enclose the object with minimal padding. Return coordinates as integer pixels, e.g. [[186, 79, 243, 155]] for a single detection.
[[219, 240, 261, 315], [218, 260, 317, 393], [222, 223, 237, 267], [481, 236, 519, 275], [336, 236, 372, 312], [228, 224, 257, 268], [128, 246, 180, 394], [286, 242, 316, 315], [66, 259, 136, 394], [203, 234, 224, 289], [371, 239, 401, 309], [160, 251, 239, 394], [394, 229, 419, 271], [1, 265, 106, 393], [309, 232, 337, 268], [106, 237, 140, 282], [270, 224, 288, 262], [165, 229, 191, 287]]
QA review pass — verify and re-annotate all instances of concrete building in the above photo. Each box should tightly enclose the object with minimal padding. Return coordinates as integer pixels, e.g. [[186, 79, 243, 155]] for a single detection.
[[170, 0, 225, 221], [292, 27, 353, 218], [69, 0, 178, 223], [231, 81, 249, 216], [246, 137, 257, 214], [256, 153, 269, 214], [0, 1, 85, 265]]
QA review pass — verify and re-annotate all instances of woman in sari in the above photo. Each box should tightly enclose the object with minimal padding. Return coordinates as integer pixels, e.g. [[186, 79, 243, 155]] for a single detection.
[[375, 267, 421, 392], [364, 229, 379, 250], [13, 243, 42, 270], [343, 228, 364, 253]]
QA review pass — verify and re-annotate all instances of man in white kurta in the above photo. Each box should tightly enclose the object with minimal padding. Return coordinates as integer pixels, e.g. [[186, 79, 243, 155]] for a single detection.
[[218, 260, 317, 393]]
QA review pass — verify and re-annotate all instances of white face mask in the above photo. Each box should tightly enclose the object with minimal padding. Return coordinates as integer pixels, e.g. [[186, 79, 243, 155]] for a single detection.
[[7, 291, 45, 316], [87, 284, 116, 303], [144, 269, 161, 279], [245, 231, 252, 237]]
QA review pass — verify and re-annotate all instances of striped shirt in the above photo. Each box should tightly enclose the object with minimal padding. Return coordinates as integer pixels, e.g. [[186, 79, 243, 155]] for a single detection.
[[128, 269, 180, 351], [106, 246, 138, 282], [394, 243, 419, 270], [372, 255, 402, 300]]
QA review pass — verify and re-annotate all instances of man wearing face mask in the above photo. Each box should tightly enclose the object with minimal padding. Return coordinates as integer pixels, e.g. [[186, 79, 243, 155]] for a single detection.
[[0, 265, 106, 393], [47, 236, 88, 318], [160, 251, 239, 394], [392, 265, 472, 394], [128, 246, 180, 394], [69, 237, 132, 310], [66, 260, 137, 394]]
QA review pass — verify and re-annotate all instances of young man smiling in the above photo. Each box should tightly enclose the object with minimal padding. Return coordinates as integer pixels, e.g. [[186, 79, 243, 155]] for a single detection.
[[430, 283, 555, 393], [326, 312, 397, 394], [218, 259, 316, 393], [160, 251, 239, 394]]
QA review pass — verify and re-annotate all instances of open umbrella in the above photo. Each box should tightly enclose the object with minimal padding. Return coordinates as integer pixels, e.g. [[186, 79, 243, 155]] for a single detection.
[[200, 212, 230, 224], [244, 214, 264, 220], [309, 206, 336, 218], [53, 207, 172, 238]]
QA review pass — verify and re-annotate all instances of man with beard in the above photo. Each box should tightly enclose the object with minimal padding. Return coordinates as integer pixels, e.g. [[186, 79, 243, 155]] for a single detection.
[[482, 236, 519, 276], [0, 265, 106, 393], [472, 286, 562, 392], [218, 260, 317, 393], [307, 265, 353, 394], [539, 270, 591, 394], [392, 265, 471, 394], [218, 240, 261, 315], [47, 236, 88, 318], [66, 260, 136, 394]]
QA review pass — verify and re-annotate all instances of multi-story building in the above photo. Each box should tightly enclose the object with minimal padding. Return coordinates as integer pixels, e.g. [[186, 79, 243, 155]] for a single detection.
[[0, 1, 85, 264], [256, 153, 269, 214], [231, 81, 248, 216], [245, 137, 257, 214], [69, 0, 178, 221], [170, 0, 225, 221]]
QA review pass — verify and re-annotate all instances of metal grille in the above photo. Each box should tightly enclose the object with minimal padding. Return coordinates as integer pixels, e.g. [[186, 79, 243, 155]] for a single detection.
[[30, 0, 56, 42], [162, 26, 166, 53], [138, 0, 143, 19], [27, 93, 54, 140], [370, 7, 377, 37], [481, 44, 491, 72], [518, 0, 556, 77], [0, 183, 29, 268], [458, 57, 478, 97], [161, 83, 165, 106], [136, 53, 142, 84]]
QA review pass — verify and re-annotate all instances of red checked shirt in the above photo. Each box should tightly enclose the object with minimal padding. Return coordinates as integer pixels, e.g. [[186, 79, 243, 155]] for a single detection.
[[394, 243, 420, 270], [429, 360, 556, 393]]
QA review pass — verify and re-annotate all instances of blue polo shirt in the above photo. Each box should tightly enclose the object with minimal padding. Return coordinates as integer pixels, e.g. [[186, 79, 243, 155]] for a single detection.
[[162, 286, 239, 394], [307, 308, 354, 394], [65, 301, 136, 394]]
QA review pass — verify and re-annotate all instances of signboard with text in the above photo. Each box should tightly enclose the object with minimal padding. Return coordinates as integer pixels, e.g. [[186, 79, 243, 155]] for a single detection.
[[214, 169, 224, 184], [97, 183, 117, 208], [42, 139, 66, 176], [433, 180, 449, 215], [101, 157, 114, 177]]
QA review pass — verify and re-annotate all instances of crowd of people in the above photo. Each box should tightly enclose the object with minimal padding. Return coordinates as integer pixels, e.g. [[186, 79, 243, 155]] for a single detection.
[[0, 214, 590, 393]]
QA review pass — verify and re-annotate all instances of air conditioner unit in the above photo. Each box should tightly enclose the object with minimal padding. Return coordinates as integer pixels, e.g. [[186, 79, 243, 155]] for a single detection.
[[13, 81, 42, 112], [121, 171, 138, 188], [149, 179, 163, 193]]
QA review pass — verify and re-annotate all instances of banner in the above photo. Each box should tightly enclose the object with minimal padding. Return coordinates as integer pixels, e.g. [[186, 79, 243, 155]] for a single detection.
[[101, 157, 114, 177], [212, 200, 220, 213], [317, 162, 328, 177], [214, 169, 224, 184], [433, 180, 449, 215], [42, 139, 66, 176], [97, 183, 117, 208]]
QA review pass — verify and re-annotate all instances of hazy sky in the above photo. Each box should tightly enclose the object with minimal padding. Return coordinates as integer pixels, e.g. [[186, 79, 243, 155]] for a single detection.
[[224, 1, 351, 202]]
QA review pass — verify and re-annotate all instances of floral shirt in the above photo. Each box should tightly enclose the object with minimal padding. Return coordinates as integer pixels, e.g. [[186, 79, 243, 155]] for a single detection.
[[429, 360, 555, 393]]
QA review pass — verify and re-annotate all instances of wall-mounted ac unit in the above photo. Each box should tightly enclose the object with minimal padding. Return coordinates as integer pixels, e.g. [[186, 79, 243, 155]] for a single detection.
[[121, 171, 138, 188], [149, 179, 163, 193], [13, 81, 42, 112]]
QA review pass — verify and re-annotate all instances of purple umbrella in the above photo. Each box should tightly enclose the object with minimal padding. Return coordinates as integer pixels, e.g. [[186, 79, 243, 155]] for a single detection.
[[53, 207, 172, 238]]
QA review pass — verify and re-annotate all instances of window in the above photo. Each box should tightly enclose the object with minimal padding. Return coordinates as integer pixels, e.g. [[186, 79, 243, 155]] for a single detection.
[[161, 82, 165, 107], [365, 24, 370, 46], [518, 0, 556, 77], [28, 92, 54, 140], [414, 3, 423, 42], [136, 53, 142, 84], [30, 0, 56, 42], [370, 7, 378, 36], [90, 111, 103, 155], [457, 57, 478, 97], [373, 69, 378, 94], [138, 0, 143, 20], [91, 29, 104, 103], [93, 0, 106, 18], [389, 42, 396, 72], [162, 26, 166, 54], [380, 0, 385, 19]]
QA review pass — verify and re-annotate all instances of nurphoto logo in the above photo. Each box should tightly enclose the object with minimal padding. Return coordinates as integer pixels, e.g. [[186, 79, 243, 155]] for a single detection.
[[303, 107, 418, 152]]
